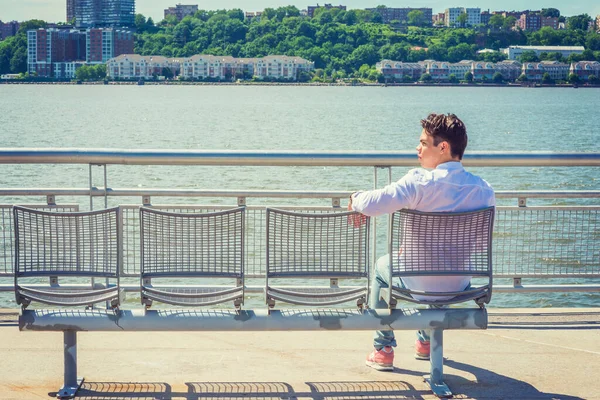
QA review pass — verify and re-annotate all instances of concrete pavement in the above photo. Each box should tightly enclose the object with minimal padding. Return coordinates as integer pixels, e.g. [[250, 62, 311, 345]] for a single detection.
[[0, 308, 598, 399]]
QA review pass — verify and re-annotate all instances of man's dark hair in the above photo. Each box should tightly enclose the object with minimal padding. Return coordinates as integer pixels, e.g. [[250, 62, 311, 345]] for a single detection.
[[420, 113, 468, 160]]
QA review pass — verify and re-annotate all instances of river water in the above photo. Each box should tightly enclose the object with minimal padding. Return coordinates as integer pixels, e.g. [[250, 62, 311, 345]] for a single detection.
[[0, 85, 599, 308]]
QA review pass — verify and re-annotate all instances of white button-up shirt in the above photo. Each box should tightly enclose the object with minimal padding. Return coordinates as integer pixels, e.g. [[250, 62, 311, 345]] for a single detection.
[[351, 161, 495, 299]]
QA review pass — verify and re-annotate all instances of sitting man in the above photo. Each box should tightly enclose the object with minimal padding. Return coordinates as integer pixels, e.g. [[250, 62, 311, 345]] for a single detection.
[[349, 113, 495, 371]]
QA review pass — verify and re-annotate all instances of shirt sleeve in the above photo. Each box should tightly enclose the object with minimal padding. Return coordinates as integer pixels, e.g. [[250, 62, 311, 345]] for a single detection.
[[351, 172, 417, 217]]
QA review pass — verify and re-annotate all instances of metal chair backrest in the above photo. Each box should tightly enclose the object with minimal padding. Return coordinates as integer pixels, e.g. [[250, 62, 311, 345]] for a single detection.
[[266, 208, 370, 280], [13, 206, 121, 279], [140, 207, 245, 279], [389, 207, 495, 305]]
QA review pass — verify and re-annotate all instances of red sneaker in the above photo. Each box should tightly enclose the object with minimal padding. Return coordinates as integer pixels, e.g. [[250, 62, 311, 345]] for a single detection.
[[366, 346, 394, 371], [415, 340, 430, 360]]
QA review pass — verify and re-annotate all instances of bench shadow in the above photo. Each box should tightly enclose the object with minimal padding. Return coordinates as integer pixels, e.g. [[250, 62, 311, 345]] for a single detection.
[[58, 381, 176, 399], [305, 381, 428, 399], [445, 359, 585, 400]]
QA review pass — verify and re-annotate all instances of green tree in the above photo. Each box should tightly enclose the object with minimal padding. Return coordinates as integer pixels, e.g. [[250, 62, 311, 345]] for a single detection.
[[492, 72, 504, 83], [540, 8, 560, 18], [588, 75, 599, 84], [503, 16, 517, 31], [407, 10, 425, 27], [419, 72, 432, 82], [448, 73, 458, 83], [567, 14, 592, 31], [489, 15, 504, 30], [457, 12, 468, 28], [541, 72, 554, 84], [135, 14, 147, 33], [464, 71, 473, 82], [518, 50, 539, 62], [517, 73, 527, 82], [567, 73, 580, 84]]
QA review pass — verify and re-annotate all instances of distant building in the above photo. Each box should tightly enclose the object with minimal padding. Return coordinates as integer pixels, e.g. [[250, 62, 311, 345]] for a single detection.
[[107, 54, 169, 79], [245, 12, 262, 22], [164, 4, 198, 21], [0, 20, 20, 40], [516, 13, 542, 31], [596, 15, 600, 32], [522, 61, 570, 81], [376, 60, 424, 81], [254, 56, 314, 80], [432, 13, 445, 25], [307, 4, 346, 18], [66, 0, 76, 22], [570, 61, 600, 80], [494, 60, 522, 81], [502, 45, 585, 60], [420, 60, 450, 80], [86, 28, 134, 63], [365, 7, 432, 25], [480, 11, 490, 25], [27, 28, 87, 78], [27, 27, 133, 78], [73, 0, 135, 29], [444, 7, 481, 27]]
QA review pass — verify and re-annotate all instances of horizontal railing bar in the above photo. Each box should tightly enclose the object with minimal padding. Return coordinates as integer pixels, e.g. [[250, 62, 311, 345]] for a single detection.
[[494, 285, 600, 293], [1, 188, 599, 200], [1, 149, 600, 167]]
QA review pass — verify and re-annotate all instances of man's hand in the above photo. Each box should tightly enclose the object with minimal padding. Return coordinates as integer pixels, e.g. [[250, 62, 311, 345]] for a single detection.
[[347, 192, 367, 227]]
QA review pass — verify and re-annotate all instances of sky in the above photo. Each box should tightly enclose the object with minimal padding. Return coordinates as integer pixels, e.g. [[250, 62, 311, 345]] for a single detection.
[[1, 0, 599, 23]]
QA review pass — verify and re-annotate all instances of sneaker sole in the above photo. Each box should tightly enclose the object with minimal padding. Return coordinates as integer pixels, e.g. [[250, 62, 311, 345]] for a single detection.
[[414, 352, 430, 360], [366, 360, 394, 371]]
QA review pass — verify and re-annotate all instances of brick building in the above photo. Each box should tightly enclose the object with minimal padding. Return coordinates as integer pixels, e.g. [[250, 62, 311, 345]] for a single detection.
[[86, 28, 134, 63], [164, 4, 199, 21], [0, 20, 20, 40]]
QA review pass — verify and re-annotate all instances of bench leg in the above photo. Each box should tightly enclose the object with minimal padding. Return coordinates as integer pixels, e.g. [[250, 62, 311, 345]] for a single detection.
[[424, 328, 453, 398], [57, 330, 84, 399]]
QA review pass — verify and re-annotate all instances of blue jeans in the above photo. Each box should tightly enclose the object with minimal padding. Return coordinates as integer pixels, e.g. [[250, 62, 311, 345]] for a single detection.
[[370, 255, 446, 350]]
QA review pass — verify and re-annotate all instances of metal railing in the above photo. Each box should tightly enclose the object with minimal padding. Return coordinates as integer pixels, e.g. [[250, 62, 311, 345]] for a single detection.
[[0, 149, 599, 296]]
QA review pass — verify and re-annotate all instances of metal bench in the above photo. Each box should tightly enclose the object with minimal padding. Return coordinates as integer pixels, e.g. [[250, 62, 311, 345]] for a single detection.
[[380, 207, 495, 397], [17, 206, 489, 400], [265, 208, 370, 307], [140, 207, 245, 308]]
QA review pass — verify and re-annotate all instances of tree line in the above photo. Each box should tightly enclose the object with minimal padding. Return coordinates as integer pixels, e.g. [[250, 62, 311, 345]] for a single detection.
[[1, 7, 599, 80]]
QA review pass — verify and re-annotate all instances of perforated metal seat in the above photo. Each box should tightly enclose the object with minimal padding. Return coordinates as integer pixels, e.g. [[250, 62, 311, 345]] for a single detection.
[[140, 207, 245, 308], [13, 206, 123, 309], [266, 208, 370, 307], [384, 207, 495, 307]]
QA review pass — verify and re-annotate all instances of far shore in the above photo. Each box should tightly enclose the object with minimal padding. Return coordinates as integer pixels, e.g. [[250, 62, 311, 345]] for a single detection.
[[0, 80, 596, 88]]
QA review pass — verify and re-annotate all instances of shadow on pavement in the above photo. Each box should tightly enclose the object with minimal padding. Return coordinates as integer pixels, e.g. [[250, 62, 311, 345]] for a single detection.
[[445, 358, 585, 400]]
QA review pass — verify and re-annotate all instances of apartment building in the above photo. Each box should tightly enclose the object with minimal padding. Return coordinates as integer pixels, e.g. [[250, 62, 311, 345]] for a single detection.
[[522, 61, 569, 81], [107, 54, 177, 79], [376, 60, 424, 80], [307, 4, 346, 18], [27, 28, 87, 78], [480, 11, 490, 25], [365, 7, 432, 25], [164, 4, 199, 21], [420, 60, 450, 80], [86, 28, 134, 63], [448, 60, 473, 78], [254, 56, 314, 80], [472, 61, 495, 80], [516, 13, 541, 31], [0, 20, 20, 40], [73, 0, 135, 29], [570, 61, 600, 80], [445, 8, 481, 27], [502, 46, 585, 60], [494, 60, 522, 81]]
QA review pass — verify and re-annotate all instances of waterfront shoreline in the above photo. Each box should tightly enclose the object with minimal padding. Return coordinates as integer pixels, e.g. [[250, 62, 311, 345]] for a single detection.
[[0, 80, 597, 88]]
